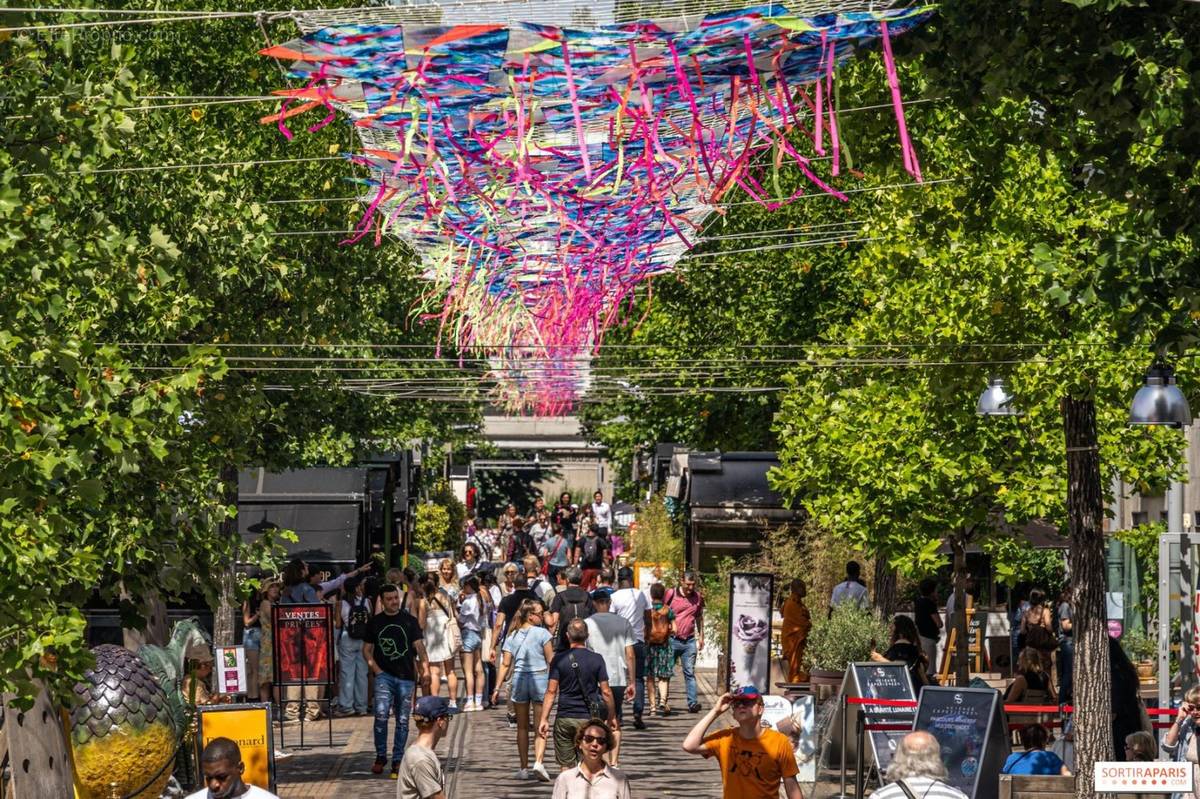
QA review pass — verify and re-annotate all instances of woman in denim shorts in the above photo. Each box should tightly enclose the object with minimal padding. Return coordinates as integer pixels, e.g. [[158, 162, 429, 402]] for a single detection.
[[457, 576, 487, 712], [493, 599, 554, 782]]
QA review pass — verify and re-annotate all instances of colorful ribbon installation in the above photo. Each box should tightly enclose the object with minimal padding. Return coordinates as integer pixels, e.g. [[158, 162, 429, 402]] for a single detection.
[[263, 4, 933, 414]]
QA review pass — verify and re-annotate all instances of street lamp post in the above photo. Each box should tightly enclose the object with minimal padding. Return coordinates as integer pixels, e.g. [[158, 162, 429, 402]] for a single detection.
[[1128, 361, 1192, 709]]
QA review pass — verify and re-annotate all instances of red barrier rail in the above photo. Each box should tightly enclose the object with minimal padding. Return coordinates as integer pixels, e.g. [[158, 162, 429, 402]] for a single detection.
[[863, 723, 913, 731], [1146, 707, 1178, 716]]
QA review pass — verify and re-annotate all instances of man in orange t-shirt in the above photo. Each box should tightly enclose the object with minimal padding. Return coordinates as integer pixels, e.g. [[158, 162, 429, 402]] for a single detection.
[[681, 684, 803, 799]]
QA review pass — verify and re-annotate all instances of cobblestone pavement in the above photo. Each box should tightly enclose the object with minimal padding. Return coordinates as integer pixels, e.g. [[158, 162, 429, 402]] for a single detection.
[[274, 669, 851, 798]]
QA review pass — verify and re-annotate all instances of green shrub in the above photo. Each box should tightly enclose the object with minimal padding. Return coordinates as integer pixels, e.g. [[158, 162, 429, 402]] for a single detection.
[[414, 503, 452, 554], [804, 604, 889, 673], [630, 491, 683, 566]]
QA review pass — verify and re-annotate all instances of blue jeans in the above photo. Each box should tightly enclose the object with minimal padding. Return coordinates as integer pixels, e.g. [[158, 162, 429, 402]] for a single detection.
[[671, 636, 698, 707], [632, 642, 647, 716], [373, 672, 415, 762], [337, 632, 368, 714]]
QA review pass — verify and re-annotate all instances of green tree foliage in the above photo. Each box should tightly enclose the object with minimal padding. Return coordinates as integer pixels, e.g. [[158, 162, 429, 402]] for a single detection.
[[915, 0, 1200, 345], [1, 2, 478, 704]]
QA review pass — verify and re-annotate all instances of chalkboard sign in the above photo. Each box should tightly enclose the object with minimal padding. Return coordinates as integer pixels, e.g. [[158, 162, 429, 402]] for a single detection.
[[914, 686, 1010, 799], [824, 662, 915, 772], [852, 663, 915, 774]]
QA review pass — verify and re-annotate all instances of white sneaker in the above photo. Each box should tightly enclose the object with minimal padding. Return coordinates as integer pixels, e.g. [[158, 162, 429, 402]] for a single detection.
[[531, 762, 550, 782], [274, 749, 292, 759], [514, 768, 530, 780], [462, 701, 478, 712]]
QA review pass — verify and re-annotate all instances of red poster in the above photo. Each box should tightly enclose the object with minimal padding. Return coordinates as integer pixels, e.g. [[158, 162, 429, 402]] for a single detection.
[[272, 603, 334, 686]]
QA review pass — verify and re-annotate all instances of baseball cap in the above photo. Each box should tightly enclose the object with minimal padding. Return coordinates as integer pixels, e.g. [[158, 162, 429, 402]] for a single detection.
[[591, 587, 613, 601], [732, 685, 762, 701], [616, 567, 634, 583], [413, 695, 459, 721]]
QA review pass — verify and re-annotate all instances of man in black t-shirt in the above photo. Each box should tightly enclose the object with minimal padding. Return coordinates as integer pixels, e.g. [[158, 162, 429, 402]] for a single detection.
[[548, 566, 594, 653], [913, 579, 942, 681], [363, 584, 428, 778], [537, 619, 616, 771]]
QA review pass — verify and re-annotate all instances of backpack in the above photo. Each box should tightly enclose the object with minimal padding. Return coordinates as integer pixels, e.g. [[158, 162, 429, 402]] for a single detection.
[[647, 605, 671, 645], [582, 536, 601, 565], [346, 598, 370, 640], [554, 589, 594, 649]]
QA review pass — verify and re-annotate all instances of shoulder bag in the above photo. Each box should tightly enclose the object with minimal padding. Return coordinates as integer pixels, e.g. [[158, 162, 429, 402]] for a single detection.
[[568, 650, 608, 720]]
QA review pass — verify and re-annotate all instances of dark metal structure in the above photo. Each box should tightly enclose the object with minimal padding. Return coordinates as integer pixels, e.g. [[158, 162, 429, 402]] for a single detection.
[[665, 450, 805, 571]]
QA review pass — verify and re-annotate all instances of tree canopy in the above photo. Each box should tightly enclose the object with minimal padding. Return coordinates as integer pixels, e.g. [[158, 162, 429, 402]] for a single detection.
[[1, 2, 478, 704]]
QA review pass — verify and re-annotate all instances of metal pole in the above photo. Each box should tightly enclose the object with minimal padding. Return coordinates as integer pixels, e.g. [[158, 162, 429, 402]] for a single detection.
[[839, 693, 849, 799], [855, 711, 866, 799], [1160, 531, 1171, 710]]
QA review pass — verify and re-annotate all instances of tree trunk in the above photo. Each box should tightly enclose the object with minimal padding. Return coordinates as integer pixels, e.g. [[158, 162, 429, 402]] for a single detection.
[[212, 463, 240, 647], [1062, 396, 1112, 798], [952, 537, 970, 687], [873, 558, 899, 618]]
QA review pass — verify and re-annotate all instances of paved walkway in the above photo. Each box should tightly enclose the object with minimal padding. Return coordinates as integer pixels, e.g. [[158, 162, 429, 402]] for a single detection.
[[273, 667, 855, 798], [275, 668, 730, 798]]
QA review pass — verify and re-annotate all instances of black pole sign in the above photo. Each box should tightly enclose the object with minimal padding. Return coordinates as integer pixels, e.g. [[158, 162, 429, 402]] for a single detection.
[[913, 686, 1010, 799]]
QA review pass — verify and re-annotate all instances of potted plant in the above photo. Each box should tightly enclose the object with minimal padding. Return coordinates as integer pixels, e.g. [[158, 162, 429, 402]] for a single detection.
[[804, 604, 889, 691], [1121, 628, 1157, 680]]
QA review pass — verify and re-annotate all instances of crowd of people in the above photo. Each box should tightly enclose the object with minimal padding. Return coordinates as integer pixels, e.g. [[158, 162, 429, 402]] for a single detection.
[[212, 492, 730, 796], [188, 540, 1173, 799]]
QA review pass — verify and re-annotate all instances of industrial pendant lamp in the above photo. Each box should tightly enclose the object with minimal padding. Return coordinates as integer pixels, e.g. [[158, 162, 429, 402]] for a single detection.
[[1129, 362, 1192, 428], [976, 377, 1021, 417]]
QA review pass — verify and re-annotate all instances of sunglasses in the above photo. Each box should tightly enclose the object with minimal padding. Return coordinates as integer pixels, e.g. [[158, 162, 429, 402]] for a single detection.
[[581, 734, 607, 746], [731, 698, 758, 707]]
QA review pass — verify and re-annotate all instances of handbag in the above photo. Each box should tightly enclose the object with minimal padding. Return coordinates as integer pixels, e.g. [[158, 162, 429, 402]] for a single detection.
[[568, 650, 608, 721], [433, 594, 461, 653]]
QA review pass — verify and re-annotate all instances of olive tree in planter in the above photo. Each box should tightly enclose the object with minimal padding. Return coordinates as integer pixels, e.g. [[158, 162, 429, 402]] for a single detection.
[[804, 604, 889, 692]]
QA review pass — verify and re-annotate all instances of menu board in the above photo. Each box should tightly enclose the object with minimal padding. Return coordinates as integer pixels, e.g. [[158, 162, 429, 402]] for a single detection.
[[824, 662, 915, 770], [914, 686, 1010, 799], [851, 663, 915, 774]]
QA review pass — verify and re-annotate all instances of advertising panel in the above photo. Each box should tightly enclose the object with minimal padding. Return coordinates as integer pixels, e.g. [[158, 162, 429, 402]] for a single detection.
[[196, 703, 275, 791], [213, 646, 247, 695], [272, 603, 334, 686], [726, 573, 775, 692]]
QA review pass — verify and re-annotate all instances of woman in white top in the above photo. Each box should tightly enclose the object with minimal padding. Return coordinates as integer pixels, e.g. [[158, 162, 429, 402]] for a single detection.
[[500, 562, 519, 596], [420, 575, 460, 707], [438, 558, 460, 600], [457, 576, 486, 711], [529, 511, 551, 549], [456, 543, 483, 580]]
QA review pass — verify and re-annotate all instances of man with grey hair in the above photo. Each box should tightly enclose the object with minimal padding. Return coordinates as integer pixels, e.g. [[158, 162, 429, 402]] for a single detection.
[[537, 618, 617, 771], [870, 732, 968, 799]]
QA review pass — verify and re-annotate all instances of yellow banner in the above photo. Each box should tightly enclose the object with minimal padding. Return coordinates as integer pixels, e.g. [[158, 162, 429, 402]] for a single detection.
[[197, 704, 273, 791]]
